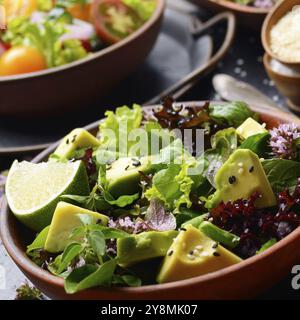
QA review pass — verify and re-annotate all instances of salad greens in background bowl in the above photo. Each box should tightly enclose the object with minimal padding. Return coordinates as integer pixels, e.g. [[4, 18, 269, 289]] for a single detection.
[[2, 99, 300, 300], [190, 0, 276, 30], [0, 0, 164, 116]]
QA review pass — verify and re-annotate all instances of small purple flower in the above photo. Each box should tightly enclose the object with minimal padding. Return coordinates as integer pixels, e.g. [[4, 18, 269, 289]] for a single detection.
[[108, 216, 149, 234], [253, 0, 273, 9], [269, 123, 300, 160]]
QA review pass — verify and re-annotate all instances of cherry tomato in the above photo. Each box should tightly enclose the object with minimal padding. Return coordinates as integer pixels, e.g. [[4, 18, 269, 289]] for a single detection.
[[0, 46, 47, 76], [67, 3, 92, 22], [3, 0, 38, 21], [91, 0, 143, 44]]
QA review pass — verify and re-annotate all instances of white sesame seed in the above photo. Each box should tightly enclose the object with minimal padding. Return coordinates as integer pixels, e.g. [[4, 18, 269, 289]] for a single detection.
[[193, 249, 200, 256], [236, 59, 244, 66], [262, 123, 266, 128], [187, 254, 195, 260], [238, 168, 244, 174], [238, 162, 243, 167], [195, 245, 203, 250], [200, 252, 209, 257]]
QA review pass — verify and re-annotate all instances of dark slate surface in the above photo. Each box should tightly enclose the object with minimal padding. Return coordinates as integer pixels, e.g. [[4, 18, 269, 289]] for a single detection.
[[0, 0, 299, 300]]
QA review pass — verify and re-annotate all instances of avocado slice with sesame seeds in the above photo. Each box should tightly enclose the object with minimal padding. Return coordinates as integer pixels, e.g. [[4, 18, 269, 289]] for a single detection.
[[53, 129, 100, 160], [106, 156, 154, 198], [117, 230, 178, 267], [206, 149, 276, 209], [157, 225, 242, 284]]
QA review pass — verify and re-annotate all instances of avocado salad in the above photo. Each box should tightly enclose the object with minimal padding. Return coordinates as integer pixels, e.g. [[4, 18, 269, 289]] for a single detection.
[[6, 99, 300, 293], [0, 0, 156, 76]]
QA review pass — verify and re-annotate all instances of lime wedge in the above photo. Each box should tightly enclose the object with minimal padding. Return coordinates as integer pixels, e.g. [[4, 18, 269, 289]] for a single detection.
[[6, 160, 90, 231]]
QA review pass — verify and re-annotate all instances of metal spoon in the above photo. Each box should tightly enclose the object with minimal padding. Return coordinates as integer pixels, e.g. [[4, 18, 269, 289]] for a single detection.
[[213, 74, 279, 108]]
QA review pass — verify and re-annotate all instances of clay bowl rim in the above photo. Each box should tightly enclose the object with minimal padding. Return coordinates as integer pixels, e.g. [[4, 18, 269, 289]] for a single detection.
[[0, 0, 165, 83], [263, 52, 300, 80], [2, 101, 300, 296], [199, 0, 269, 15], [262, 0, 300, 67]]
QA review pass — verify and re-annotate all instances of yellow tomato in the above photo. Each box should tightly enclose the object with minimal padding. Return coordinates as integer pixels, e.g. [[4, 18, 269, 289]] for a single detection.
[[67, 3, 92, 22], [3, 0, 37, 21], [0, 46, 47, 76]]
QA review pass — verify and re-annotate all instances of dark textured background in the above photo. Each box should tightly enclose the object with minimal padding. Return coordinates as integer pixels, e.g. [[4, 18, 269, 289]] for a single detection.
[[0, 0, 299, 300]]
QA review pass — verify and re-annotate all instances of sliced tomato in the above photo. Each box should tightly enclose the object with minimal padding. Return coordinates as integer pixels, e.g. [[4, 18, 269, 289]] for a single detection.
[[91, 0, 143, 44], [67, 3, 92, 22]]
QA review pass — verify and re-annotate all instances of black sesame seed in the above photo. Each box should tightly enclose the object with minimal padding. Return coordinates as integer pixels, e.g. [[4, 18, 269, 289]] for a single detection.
[[132, 159, 141, 167], [125, 165, 130, 171], [180, 228, 187, 231], [213, 252, 220, 257], [66, 138, 70, 145], [106, 165, 112, 170], [228, 176, 236, 184], [168, 250, 173, 256], [212, 242, 219, 249], [189, 250, 194, 255], [249, 166, 254, 173], [71, 135, 77, 143]]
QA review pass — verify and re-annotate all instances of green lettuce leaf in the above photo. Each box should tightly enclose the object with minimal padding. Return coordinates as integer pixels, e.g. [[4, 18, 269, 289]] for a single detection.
[[98, 104, 143, 155], [144, 162, 195, 212]]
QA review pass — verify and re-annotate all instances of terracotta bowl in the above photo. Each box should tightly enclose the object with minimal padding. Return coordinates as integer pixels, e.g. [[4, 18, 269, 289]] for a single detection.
[[263, 53, 300, 112], [1, 102, 300, 300], [189, 0, 269, 31], [0, 0, 164, 117], [262, 0, 300, 69]]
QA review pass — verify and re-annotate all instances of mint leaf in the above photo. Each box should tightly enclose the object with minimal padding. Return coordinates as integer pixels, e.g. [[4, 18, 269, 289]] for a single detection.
[[209, 101, 258, 128], [239, 132, 271, 158], [57, 242, 83, 274], [87, 230, 106, 263], [26, 226, 50, 254], [262, 159, 300, 193], [64, 259, 117, 294], [102, 191, 139, 208], [112, 274, 142, 287]]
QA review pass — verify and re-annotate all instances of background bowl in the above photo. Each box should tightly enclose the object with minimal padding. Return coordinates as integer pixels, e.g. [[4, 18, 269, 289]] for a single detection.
[[189, 0, 268, 30], [262, 0, 300, 68], [1, 102, 300, 300], [263, 53, 300, 112], [0, 0, 165, 117]]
